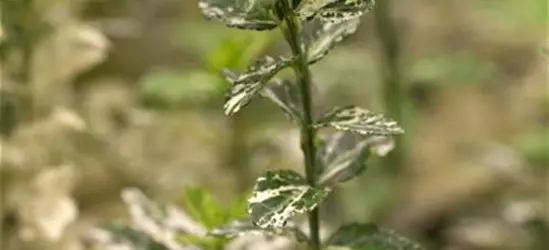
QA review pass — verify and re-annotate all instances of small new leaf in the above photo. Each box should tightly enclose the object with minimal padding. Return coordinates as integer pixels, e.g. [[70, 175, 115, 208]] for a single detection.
[[260, 78, 304, 124], [247, 170, 331, 228], [316, 132, 371, 185], [199, 0, 279, 30], [224, 56, 293, 116], [303, 17, 361, 64], [209, 218, 308, 242], [315, 106, 404, 136], [325, 223, 425, 250]]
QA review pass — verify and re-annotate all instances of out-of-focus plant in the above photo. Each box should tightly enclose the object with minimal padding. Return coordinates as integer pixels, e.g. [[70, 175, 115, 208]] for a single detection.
[[139, 24, 273, 108], [91, 187, 295, 250], [138, 21, 276, 193], [1, 1, 109, 249], [373, 0, 406, 175], [176, 186, 248, 249]]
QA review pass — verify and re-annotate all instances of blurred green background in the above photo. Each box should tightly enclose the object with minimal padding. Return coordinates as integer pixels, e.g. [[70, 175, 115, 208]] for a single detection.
[[0, 0, 547, 250]]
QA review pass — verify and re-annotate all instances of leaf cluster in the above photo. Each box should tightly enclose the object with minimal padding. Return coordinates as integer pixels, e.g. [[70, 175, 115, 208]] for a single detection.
[[181, 0, 428, 249]]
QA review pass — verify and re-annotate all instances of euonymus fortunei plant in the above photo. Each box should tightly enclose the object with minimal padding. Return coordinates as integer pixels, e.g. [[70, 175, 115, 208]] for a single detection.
[[199, 0, 426, 249]]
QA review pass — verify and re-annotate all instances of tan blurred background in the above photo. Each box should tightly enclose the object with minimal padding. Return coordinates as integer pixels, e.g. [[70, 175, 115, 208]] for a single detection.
[[0, 0, 547, 250]]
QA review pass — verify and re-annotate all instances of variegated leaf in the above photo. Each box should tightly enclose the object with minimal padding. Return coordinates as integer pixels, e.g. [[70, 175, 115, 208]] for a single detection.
[[314, 106, 404, 136], [223, 56, 293, 116], [296, 0, 339, 21], [317, 0, 375, 23], [247, 170, 331, 228], [118, 188, 206, 250], [209, 217, 308, 242], [199, 0, 279, 30], [260, 78, 304, 124], [316, 132, 396, 185], [316, 132, 371, 185], [303, 17, 361, 64], [296, 0, 375, 23], [325, 223, 425, 250]]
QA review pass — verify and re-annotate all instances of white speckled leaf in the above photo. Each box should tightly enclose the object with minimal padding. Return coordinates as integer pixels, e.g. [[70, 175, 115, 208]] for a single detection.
[[296, 0, 375, 23], [223, 56, 293, 116], [315, 106, 404, 136], [303, 17, 361, 64], [260, 78, 304, 124], [120, 188, 206, 250], [247, 170, 331, 228], [296, 0, 339, 21], [199, 0, 279, 30], [325, 223, 425, 250], [317, 0, 375, 23]]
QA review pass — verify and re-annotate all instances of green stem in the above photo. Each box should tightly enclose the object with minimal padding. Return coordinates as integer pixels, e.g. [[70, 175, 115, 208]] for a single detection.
[[278, 1, 320, 249], [374, 0, 405, 175]]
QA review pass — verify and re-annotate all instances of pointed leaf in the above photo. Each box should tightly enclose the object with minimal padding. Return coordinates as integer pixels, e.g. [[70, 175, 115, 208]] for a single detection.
[[303, 17, 361, 64], [247, 170, 331, 228], [260, 78, 304, 124], [198, 0, 279, 30], [209, 218, 308, 242], [181, 186, 226, 229], [223, 56, 294, 116], [325, 223, 425, 250], [315, 106, 404, 136]]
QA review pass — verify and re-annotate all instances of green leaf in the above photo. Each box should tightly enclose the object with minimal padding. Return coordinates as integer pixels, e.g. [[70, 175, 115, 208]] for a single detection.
[[296, 0, 375, 23], [316, 132, 371, 185], [205, 31, 274, 72], [209, 217, 309, 242], [182, 186, 226, 229], [315, 106, 404, 136], [199, 0, 279, 30], [247, 170, 331, 228], [139, 70, 222, 106], [260, 78, 304, 124], [223, 55, 293, 116], [303, 17, 361, 64], [325, 223, 425, 250]]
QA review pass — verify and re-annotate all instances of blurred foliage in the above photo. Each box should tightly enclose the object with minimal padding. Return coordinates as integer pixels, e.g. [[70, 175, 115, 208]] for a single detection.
[[139, 24, 274, 109], [406, 52, 498, 86], [180, 186, 248, 230]]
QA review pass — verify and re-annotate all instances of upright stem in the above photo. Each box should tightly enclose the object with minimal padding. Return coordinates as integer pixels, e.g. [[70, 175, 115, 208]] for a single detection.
[[374, 0, 405, 174], [278, 1, 320, 249]]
